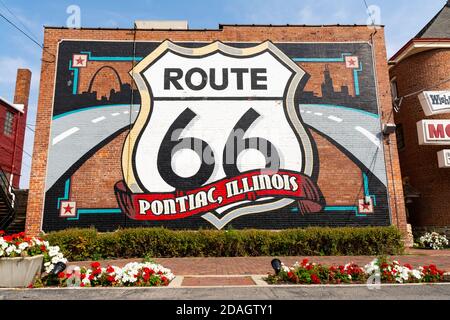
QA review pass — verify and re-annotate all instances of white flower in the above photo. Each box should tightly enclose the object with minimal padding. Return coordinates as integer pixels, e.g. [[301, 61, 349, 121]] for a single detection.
[[419, 232, 448, 250], [411, 269, 422, 280], [18, 242, 29, 250], [5, 245, 16, 255], [281, 266, 290, 272], [363, 259, 380, 274]]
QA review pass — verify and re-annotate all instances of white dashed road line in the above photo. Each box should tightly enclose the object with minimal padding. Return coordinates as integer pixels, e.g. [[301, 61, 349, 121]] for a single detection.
[[314, 112, 323, 116], [52, 127, 80, 145], [328, 115, 343, 123], [123, 111, 129, 114], [91, 116, 106, 123], [111, 112, 120, 117], [354, 126, 381, 148]]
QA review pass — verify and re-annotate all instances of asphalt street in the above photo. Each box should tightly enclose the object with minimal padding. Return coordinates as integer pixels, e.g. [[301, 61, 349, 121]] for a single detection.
[[1, 283, 449, 300]]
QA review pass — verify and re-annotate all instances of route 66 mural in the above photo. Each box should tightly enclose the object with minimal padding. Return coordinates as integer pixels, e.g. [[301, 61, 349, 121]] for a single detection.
[[44, 40, 390, 231]]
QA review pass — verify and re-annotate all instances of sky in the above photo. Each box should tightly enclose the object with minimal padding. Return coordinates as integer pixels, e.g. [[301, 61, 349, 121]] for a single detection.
[[0, 0, 447, 189]]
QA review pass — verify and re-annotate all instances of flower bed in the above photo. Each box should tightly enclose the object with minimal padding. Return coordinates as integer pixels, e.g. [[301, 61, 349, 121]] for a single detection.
[[1, 231, 175, 288], [38, 261, 175, 288], [265, 257, 446, 285], [417, 232, 449, 250], [0, 231, 67, 273]]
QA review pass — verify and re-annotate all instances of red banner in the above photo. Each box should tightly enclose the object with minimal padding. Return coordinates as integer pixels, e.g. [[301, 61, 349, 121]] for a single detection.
[[115, 170, 324, 220]]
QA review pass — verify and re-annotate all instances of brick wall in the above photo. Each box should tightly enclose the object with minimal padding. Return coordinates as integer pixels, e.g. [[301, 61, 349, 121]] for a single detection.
[[0, 69, 31, 188], [391, 49, 450, 230], [25, 25, 407, 237]]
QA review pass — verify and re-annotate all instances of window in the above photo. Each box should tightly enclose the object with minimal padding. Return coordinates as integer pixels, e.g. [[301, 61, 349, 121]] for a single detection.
[[3, 111, 14, 136], [396, 123, 405, 150], [390, 78, 398, 101]]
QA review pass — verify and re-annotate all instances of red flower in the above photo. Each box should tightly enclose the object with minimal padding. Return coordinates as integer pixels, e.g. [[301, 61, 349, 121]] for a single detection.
[[80, 274, 86, 280], [80, 283, 85, 287], [329, 266, 337, 272], [27, 283, 33, 288], [404, 264, 413, 270], [58, 272, 66, 279], [161, 276, 168, 285], [92, 268, 102, 275], [143, 267, 150, 274], [311, 274, 320, 284], [107, 276, 115, 282], [143, 273, 150, 281], [91, 262, 101, 269], [287, 271, 294, 278], [301, 258, 309, 266], [40, 245, 47, 252], [88, 274, 94, 281], [0, 230, 5, 235], [148, 269, 155, 275], [106, 266, 115, 274]]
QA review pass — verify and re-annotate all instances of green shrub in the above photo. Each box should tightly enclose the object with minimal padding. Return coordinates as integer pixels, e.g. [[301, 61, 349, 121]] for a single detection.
[[43, 226, 404, 261]]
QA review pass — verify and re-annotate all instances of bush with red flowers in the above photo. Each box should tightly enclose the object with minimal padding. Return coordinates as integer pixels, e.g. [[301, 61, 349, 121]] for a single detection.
[[40, 261, 175, 288], [267, 258, 366, 284], [265, 257, 446, 285], [0, 231, 67, 275]]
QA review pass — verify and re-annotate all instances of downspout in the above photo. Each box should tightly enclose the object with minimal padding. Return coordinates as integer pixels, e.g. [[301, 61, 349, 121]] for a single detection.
[[370, 30, 399, 227], [8, 110, 20, 208]]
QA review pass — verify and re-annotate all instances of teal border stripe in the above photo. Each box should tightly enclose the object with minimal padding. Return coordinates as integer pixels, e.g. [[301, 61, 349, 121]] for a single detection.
[[52, 104, 139, 120], [363, 172, 377, 206], [68, 60, 78, 95], [80, 51, 143, 61], [69, 52, 143, 96], [353, 63, 363, 96], [56, 178, 71, 209], [293, 53, 361, 96], [67, 208, 122, 221], [291, 171, 374, 217], [300, 103, 379, 119], [292, 53, 351, 62], [324, 206, 366, 217]]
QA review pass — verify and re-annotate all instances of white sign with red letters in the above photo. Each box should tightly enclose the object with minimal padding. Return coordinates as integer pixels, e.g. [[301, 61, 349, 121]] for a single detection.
[[417, 120, 450, 145]]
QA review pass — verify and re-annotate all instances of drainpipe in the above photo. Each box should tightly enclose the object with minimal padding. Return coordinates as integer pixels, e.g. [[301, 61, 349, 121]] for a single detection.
[[8, 111, 20, 208]]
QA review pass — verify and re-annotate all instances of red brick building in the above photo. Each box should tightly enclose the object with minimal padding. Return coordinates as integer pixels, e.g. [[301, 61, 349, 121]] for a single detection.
[[389, 1, 450, 236], [0, 69, 31, 189], [25, 23, 408, 241]]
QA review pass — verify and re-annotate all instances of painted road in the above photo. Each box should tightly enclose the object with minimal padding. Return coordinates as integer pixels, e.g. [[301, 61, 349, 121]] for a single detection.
[[46, 103, 386, 191], [299, 104, 387, 186], [46, 104, 140, 190]]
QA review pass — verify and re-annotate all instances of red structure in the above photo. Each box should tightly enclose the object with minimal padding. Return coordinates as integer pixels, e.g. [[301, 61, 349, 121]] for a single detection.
[[0, 69, 31, 189]]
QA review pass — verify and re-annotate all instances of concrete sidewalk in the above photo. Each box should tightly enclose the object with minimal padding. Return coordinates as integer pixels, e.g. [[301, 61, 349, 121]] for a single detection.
[[1, 283, 450, 300], [65, 249, 450, 287]]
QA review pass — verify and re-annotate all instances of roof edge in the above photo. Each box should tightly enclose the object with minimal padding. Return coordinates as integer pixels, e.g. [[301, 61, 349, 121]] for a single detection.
[[44, 23, 385, 31], [0, 96, 24, 113], [389, 38, 450, 63]]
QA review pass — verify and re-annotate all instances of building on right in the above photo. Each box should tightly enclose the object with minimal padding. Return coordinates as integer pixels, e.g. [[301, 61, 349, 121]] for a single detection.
[[389, 1, 450, 237]]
